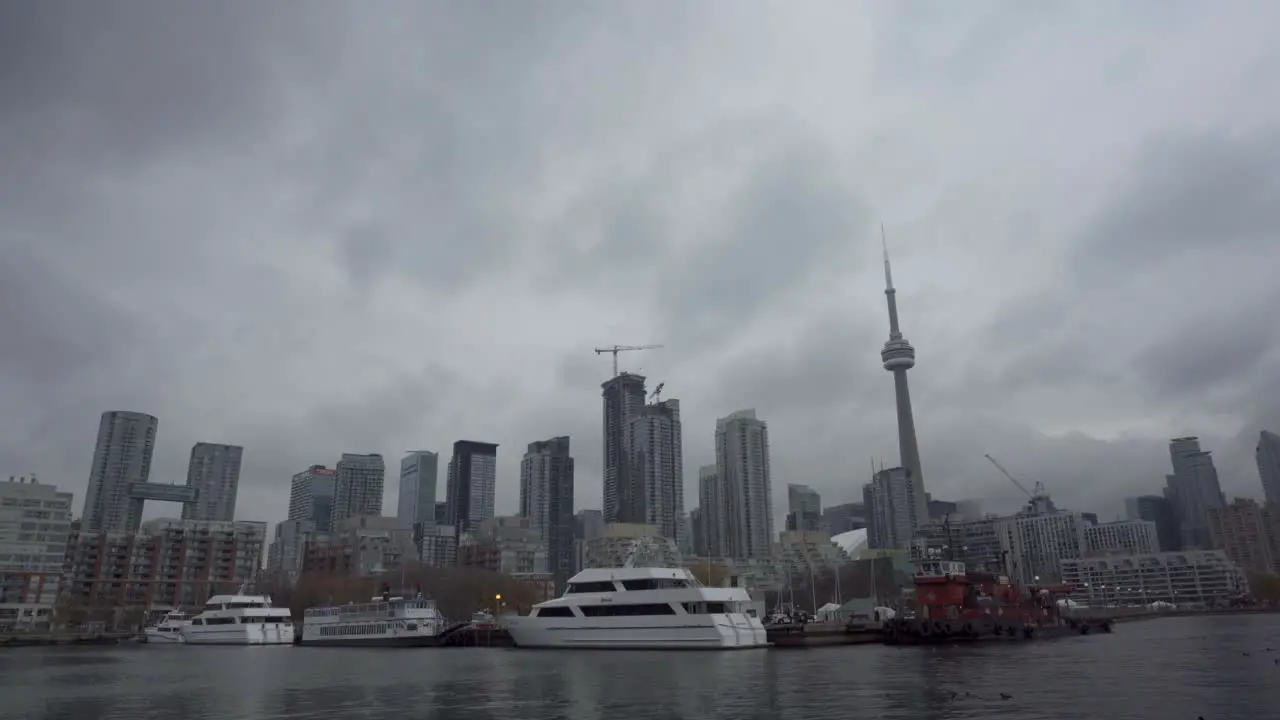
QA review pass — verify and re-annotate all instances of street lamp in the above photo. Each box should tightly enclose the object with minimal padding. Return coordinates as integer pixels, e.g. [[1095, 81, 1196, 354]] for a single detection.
[[495, 593, 504, 614]]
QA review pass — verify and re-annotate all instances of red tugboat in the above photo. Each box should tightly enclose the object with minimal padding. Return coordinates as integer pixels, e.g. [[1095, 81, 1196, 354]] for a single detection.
[[881, 559, 1112, 644]]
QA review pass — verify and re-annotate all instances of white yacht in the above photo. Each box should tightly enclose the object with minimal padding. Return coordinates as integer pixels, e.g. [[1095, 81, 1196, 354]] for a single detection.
[[504, 566, 769, 650], [181, 589, 294, 646], [301, 593, 447, 647], [142, 609, 191, 644]]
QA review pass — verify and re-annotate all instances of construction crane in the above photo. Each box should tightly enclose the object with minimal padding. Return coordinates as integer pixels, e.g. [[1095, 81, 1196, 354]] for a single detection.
[[984, 454, 1052, 512], [594, 344, 663, 377], [649, 382, 665, 404]]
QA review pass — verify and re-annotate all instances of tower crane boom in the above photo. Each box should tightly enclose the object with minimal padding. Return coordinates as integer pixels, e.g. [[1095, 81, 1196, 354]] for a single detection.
[[594, 344, 664, 377], [983, 453, 1035, 500]]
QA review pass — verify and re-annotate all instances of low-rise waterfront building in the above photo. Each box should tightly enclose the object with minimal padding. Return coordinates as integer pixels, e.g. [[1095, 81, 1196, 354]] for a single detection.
[[64, 518, 265, 623], [0, 476, 74, 629], [1061, 550, 1247, 606]]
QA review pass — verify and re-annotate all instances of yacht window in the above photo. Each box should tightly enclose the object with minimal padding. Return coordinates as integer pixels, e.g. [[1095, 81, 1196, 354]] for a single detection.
[[565, 581, 615, 594], [620, 578, 689, 590], [192, 618, 205, 625], [580, 603, 676, 616], [207, 617, 236, 625], [682, 602, 727, 614], [406, 623, 417, 630], [535, 606, 574, 617]]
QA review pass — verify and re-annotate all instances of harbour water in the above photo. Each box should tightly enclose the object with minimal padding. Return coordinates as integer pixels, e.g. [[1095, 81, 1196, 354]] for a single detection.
[[1, 615, 1276, 720]]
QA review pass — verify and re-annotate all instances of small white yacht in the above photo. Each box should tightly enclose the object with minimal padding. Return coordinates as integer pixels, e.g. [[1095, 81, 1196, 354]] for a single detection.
[[142, 609, 191, 644], [181, 588, 294, 646], [301, 591, 447, 647], [504, 566, 769, 650]]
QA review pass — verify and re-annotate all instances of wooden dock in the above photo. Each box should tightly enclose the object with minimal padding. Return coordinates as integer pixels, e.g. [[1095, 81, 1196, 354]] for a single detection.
[[1, 632, 137, 648], [766, 621, 882, 648]]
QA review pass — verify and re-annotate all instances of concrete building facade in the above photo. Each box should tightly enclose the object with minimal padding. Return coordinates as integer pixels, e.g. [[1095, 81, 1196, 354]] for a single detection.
[[288, 465, 335, 531], [332, 454, 385, 530], [0, 476, 73, 629], [396, 451, 439, 527]]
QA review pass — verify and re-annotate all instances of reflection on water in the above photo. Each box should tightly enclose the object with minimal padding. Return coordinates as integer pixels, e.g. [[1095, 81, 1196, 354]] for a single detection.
[[1, 615, 1276, 720]]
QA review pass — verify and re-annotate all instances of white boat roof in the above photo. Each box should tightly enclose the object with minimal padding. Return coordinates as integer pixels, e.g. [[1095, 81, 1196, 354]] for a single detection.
[[568, 567, 697, 583], [206, 594, 272, 604]]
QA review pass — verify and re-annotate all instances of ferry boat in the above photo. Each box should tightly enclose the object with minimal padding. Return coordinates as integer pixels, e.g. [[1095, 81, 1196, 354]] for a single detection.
[[301, 591, 447, 647], [180, 587, 294, 646], [880, 559, 1112, 644], [504, 566, 769, 650], [142, 609, 191, 644]]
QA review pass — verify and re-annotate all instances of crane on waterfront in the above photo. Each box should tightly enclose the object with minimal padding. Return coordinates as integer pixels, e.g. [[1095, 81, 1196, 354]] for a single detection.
[[594, 344, 663, 377], [984, 453, 1054, 513]]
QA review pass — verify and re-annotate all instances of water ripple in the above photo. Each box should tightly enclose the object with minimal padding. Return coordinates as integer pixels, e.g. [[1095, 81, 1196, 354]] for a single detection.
[[0, 615, 1275, 720]]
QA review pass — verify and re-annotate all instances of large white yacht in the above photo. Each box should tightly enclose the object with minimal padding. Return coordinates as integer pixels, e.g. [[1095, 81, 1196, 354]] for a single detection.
[[504, 565, 769, 650], [142, 609, 191, 644], [180, 588, 294, 646], [301, 592, 447, 647]]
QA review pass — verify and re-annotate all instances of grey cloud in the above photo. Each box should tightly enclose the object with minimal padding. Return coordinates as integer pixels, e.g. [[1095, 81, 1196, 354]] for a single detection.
[[1068, 131, 1280, 282], [2, 1, 1278, 530]]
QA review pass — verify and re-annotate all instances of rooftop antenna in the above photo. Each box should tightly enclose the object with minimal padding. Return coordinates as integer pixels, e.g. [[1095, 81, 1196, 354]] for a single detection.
[[881, 224, 894, 291]]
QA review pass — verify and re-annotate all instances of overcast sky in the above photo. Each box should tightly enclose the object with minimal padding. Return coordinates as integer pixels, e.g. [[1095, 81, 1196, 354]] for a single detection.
[[3, 1, 1279, 529]]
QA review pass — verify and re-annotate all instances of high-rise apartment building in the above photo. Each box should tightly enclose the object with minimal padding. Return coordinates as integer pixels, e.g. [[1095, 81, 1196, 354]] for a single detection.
[[1163, 437, 1226, 550], [1124, 494, 1180, 551], [333, 454, 385, 529], [602, 373, 647, 524], [996, 511, 1087, 588], [1207, 498, 1280, 577], [1257, 430, 1280, 506], [864, 465, 927, 550], [715, 409, 772, 559], [520, 436, 575, 591], [181, 443, 243, 522], [0, 476, 73, 628], [697, 464, 726, 557], [82, 411, 159, 533], [288, 465, 336, 531], [786, 483, 822, 532], [445, 441, 498, 535], [396, 451, 439, 526], [630, 399, 684, 542]]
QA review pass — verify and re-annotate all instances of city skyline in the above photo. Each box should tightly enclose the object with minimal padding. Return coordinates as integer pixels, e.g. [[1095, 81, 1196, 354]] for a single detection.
[[4, 3, 1280, 534]]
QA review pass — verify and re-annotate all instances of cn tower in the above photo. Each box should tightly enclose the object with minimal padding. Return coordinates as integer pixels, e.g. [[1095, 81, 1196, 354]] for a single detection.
[[879, 228, 924, 489]]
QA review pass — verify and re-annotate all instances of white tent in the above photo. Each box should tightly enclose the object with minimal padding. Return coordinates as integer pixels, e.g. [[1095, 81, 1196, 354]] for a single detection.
[[816, 602, 842, 621]]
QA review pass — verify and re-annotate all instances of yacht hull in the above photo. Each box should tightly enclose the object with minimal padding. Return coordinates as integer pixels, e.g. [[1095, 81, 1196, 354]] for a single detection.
[[181, 624, 295, 646], [142, 629, 185, 644], [504, 614, 769, 650]]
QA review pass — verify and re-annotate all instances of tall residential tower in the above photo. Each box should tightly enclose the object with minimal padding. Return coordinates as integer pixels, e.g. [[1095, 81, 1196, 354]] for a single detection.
[[182, 442, 243, 522], [82, 411, 159, 533], [602, 373, 647, 524], [1257, 430, 1280, 506], [520, 436, 575, 592], [879, 232, 926, 496]]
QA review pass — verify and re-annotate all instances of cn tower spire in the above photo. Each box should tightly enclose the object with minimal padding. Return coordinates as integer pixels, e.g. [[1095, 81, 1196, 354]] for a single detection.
[[878, 226, 924, 492]]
